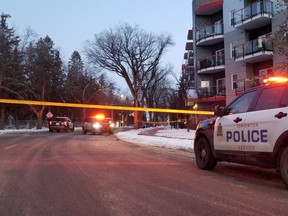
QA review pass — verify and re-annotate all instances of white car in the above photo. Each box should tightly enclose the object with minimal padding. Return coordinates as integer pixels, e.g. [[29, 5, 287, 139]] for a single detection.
[[194, 77, 288, 187]]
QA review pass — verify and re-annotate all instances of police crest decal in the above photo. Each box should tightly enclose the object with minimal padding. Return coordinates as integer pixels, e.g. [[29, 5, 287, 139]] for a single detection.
[[217, 123, 223, 136]]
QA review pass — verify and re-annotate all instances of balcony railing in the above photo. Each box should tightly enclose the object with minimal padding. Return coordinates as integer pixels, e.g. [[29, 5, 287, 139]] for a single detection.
[[197, 85, 226, 99], [231, 0, 273, 26], [233, 77, 260, 94], [196, 21, 223, 44], [198, 54, 225, 70], [233, 34, 273, 61]]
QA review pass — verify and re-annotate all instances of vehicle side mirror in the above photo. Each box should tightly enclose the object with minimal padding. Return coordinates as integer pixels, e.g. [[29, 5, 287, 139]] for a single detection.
[[214, 107, 227, 117]]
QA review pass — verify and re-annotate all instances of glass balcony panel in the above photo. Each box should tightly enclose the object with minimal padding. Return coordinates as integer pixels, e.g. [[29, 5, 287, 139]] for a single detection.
[[196, 21, 224, 43], [197, 84, 226, 98], [198, 53, 225, 70], [233, 34, 273, 60], [231, 0, 273, 26]]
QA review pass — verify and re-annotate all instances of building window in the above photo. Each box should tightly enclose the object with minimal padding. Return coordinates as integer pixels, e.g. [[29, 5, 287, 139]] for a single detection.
[[259, 68, 273, 83], [230, 42, 237, 58], [216, 78, 225, 96], [232, 74, 238, 90], [215, 49, 225, 66]]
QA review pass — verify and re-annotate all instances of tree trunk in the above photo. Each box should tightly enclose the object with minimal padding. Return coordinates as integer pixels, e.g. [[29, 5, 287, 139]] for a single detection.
[[133, 111, 138, 129], [138, 111, 144, 128], [133, 96, 139, 129], [36, 111, 43, 129]]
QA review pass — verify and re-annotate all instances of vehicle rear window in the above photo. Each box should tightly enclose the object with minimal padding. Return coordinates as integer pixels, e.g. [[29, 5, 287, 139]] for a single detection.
[[51, 117, 67, 121], [255, 86, 286, 111]]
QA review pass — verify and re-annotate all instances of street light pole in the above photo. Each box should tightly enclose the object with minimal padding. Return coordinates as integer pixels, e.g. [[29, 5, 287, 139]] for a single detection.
[[82, 83, 90, 121]]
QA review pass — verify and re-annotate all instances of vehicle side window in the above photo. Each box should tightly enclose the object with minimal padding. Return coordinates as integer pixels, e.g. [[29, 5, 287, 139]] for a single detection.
[[227, 90, 256, 114], [255, 86, 286, 111]]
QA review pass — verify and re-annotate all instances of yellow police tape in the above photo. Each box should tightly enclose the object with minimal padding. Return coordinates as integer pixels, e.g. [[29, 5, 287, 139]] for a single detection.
[[0, 99, 214, 115]]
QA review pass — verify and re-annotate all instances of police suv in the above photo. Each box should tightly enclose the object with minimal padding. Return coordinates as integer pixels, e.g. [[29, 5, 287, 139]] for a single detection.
[[194, 77, 288, 187]]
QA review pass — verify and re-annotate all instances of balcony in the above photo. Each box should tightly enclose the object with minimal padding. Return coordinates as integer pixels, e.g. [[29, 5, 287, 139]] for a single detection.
[[186, 84, 226, 103], [233, 35, 273, 63], [185, 64, 194, 73], [231, 0, 273, 30], [197, 53, 225, 74], [185, 42, 193, 50], [187, 29, 193, 40], [198, 85, 226, 98], [185, 80, 195, 89], [195, 0, 223, 15], [196, 21, 224, 46]]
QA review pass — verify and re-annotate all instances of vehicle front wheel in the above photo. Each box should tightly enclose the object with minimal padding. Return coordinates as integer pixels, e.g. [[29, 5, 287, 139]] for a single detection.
[[82, 127, 87, 134], [280, 146, 288, 187], [194, 137, 217, 170]]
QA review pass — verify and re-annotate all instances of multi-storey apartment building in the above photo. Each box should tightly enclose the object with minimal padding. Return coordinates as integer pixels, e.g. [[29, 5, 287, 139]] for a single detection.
[[183, 0, 288, 124]]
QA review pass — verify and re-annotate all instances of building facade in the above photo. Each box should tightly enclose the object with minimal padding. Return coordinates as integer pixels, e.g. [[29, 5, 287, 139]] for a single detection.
[[182, 0, 288, 122]]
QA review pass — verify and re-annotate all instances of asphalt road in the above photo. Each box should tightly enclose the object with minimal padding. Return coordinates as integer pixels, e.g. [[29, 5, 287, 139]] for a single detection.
[[0, 131, 288, 216]]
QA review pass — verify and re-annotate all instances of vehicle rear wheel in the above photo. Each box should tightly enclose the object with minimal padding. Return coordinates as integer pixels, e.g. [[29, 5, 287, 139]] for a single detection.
[[71, 126, 74, 132], [280, 146, 288, 187], [194, 137, 217, 170]]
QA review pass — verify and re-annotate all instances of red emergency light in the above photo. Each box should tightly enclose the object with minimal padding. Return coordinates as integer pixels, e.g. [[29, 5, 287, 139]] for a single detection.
[[94, 114, 105, 120], [263, 76, 288, 84]]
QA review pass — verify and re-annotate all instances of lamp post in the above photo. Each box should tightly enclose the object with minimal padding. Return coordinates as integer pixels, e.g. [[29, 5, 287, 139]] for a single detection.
[[120, 94, 125, 127], [82, 83, 90, 121], [193, 103, 198, 127]]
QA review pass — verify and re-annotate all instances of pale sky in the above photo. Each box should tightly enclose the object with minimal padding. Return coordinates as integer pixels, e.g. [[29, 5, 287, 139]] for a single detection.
[[1, 0, 192, 90]]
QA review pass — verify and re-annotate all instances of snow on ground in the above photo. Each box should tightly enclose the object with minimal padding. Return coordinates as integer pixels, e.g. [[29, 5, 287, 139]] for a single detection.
[[116, 127, 195, 151], [0, 126, 195, 151]]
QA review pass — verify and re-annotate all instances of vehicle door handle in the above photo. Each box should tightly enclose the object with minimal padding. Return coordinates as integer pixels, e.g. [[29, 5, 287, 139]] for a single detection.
[[274, 112, 287, 119], [233, 117, 242, 123]]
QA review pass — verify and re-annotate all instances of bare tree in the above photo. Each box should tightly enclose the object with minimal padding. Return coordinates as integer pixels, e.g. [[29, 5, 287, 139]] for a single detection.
[[142, 65, 173, 123], [19, 27, 38, 52], [85, 23, 174, 128], [272, 15, 288, 71]]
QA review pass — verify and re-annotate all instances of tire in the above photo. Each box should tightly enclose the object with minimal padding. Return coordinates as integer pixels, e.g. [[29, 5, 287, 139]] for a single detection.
[[71, 126, 74, 132], [49, 128, 53, 132], [65, 126, 71, 132], [82, 127, 87, 135], [280, 146, 288, 187], [194, 137, 217, 170]]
